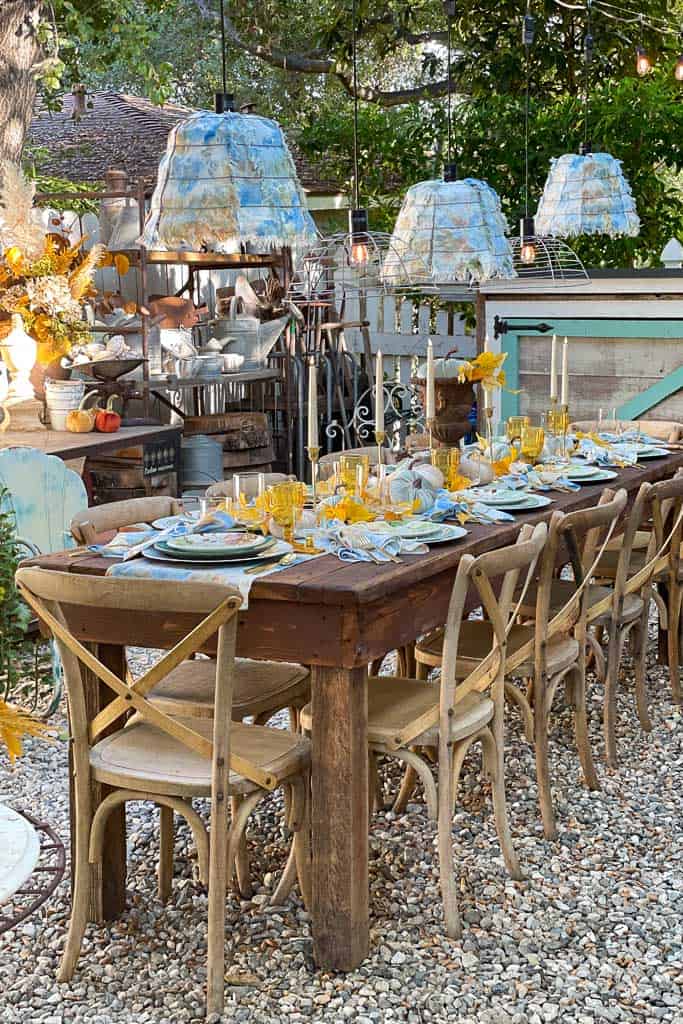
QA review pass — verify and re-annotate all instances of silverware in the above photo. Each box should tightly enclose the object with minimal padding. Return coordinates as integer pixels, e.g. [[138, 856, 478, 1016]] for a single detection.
[[243, 552, 299, 575], [353, 531, 401, 563]]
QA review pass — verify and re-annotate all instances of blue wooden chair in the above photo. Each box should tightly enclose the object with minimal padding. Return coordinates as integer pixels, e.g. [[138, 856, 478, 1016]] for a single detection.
[[0, 447, 88, 715]]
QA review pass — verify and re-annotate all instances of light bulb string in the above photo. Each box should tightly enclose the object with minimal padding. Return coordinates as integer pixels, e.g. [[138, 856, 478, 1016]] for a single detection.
[[552, 0, 678, 36], [219, 0, 227, 95], [524, 13, 530, 217], [351, 0, 361, 211]]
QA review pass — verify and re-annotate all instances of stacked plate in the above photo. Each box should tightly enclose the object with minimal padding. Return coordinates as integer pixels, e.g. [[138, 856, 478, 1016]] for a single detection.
[[145, 531, 292, 566], [377, 520, 468, 544], [564, 463, 618, 483], [474, 487, 553, 511]]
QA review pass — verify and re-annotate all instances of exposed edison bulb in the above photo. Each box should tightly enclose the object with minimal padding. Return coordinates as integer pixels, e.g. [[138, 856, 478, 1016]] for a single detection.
[[350, 240, 369, 266], [520, 241, 537, 265], [519, 217, 537, 266], [676, 55, 683, 81], [636, 47, 651, 76]]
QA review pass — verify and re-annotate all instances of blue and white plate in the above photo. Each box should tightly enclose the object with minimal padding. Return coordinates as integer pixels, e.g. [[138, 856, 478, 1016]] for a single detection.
[[144, 539, 292, 566], [151, 512, 201, 530]]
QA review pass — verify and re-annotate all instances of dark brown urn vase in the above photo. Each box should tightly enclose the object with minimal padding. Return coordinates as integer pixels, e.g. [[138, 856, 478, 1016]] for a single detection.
[[31, 359, 72, 401], [413, 376, 475, 446]]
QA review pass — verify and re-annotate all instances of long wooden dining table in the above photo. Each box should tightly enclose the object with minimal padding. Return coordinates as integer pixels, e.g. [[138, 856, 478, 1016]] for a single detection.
[[23, 450, 683, 972]]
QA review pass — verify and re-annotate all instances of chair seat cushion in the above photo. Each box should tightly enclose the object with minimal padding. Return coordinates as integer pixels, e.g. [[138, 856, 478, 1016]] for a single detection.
[[300, 678, 494, 748], [416, 620, 578, 679], [90, 718, 310, 797], [148, 658, 309, 720]]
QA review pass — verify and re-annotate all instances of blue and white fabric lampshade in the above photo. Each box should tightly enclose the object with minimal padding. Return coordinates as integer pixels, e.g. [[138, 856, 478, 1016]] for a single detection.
[[535, 152, 640, 238], [382, 177, 515, 288], [139, 109, 318, 258]]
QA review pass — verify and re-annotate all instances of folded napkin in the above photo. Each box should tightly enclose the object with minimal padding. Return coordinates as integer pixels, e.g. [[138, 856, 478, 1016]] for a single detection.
[[313, 525, 428, 563], [500, 466, 580, 493], [577, 439, 636, 467], [89, 510, 237, 559], [443, 495, 516, 524]]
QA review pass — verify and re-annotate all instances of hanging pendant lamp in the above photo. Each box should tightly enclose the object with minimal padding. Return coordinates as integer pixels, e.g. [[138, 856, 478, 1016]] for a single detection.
[[383, 2, 515, 292], [535, 1, 639, 240], [139, 2, 317, 259], [504, 9, 589, 285], [289, 0, 427, 302]]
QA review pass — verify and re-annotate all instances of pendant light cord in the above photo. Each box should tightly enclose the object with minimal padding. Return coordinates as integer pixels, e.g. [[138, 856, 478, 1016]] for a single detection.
[[447, 11, 453, 166], [524, 14, 530, 216], [584, 0, 592, 145], [219, 0, 227, 95], [351, 0, 360, 210]]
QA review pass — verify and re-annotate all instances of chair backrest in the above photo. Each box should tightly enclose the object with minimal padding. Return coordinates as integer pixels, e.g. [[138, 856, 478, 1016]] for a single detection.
[[70, 496, 182, 544], [205, 473, 293, 499], [531, 488, 628, 664], [0, 447, 87, 555], [640, 469, 683, 590], [14, 568, 277, 791], [319, 446, 396, 467], [570, 419, 682, 443]]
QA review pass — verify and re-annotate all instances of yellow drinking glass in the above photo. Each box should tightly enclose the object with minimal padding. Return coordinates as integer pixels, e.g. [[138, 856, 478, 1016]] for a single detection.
[[545, 406, 569, 437], [339, 454, 370, 496], [430, 447, 461, 490], [506, 415, 530, 444], [520, 425, 545, 464], [265, 481, 306, 542]]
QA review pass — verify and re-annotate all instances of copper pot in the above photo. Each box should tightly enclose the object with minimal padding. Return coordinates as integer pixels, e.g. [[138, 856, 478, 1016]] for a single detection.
[[31, 358, 73, 401]]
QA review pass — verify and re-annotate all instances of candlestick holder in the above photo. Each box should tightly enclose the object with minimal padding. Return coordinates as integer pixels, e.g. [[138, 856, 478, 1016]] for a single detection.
[[375, 429, 386, 473], [484, 404, 494, 459], [427, 418, 435, 451], [559, 404, 570, 461], [307, 445, 320, 512]]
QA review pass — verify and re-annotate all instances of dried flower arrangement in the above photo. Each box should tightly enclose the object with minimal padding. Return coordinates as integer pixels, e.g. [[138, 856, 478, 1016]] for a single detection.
[[0, 163, 104, 365]]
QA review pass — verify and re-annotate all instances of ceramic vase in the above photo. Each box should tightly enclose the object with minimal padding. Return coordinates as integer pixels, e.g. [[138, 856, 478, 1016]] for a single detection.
[[0, 314, 37, 401]]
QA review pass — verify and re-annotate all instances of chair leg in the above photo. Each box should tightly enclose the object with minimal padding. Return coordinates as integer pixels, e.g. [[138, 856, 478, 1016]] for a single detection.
[[290, 778, 312, 911], [231, 795, 253, 899], [504, 679, 534, 743], [603, 620, 623, 768], [397, 644, 416, 678], [57, 785, 92, 982], [631, 609, 652, 732], [158, 804, 174, 902], [569, 663, 600, 792], [207, 785, 232, 1019], [392, 763, 418, 815], [415, 659, 430, 680], [667, 584, 682, 705], [480, 728, 522, 881], [437, 745, 460, 939], [531, 672, 557, 841]]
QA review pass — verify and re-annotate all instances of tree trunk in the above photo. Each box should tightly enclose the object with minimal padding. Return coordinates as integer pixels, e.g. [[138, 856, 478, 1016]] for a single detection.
[[0, 1, 42, 165]]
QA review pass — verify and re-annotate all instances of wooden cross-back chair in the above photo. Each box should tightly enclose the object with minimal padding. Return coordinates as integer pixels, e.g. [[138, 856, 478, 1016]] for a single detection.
[[70, 496, 182, 545], [592, 470, 683, 761], [570, 419, 682, 444], [413, 489, 628, 839], [15, 568, 311, 1021], [303, 522, 547, 938]]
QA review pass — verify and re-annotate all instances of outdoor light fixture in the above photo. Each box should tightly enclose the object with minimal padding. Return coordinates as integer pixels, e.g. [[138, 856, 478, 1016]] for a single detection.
[[348, 208, 369, 267], [138, 0, 317, 257], [636, 46, 652, 76], [676, 53, 683, 81], [382, 0, 515, 290], [536, 0, 638, 240], [519, 217, 537, 265]]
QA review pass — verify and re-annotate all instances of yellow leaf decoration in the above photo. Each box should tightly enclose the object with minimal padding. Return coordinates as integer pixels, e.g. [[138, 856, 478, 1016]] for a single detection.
[[0, 700, 51, 764], [492, 454, 514, 477], [575, 431, 609, 448], [320, 497, 376, 524], [448, 473, 473, 492], [457, 351, 518, 393]]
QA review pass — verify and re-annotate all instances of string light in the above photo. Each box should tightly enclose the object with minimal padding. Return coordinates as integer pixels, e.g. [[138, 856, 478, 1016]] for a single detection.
[[348, 0, 369, 266], [676, 53, 683, 82], [636, 46, 652, 76]]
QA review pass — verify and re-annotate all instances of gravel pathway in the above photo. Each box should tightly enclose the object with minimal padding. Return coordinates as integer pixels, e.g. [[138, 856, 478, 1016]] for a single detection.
[[1, 625, 682, 1024]]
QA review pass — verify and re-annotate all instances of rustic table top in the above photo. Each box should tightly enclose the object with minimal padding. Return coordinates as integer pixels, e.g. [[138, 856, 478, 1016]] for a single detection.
[[23, 451, 683, 668]]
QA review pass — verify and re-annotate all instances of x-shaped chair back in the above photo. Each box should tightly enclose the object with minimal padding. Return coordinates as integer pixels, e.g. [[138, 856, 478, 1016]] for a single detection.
[[14, 568, 275, 790]]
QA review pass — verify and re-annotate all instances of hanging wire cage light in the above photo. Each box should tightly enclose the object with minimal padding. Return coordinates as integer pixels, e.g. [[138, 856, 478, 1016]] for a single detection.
[[503, 10, 590, 286]]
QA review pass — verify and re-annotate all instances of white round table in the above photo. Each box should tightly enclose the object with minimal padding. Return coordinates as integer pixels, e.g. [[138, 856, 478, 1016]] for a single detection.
[[0, 803, 41, 904]]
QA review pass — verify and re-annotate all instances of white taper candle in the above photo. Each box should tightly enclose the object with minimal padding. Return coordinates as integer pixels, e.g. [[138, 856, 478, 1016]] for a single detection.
[[375, 350, 384, 434], [561, 337, 569, 407], [308, 358, 318, 449], [550, 334, 558, 401], [426, 340, 435, 422]]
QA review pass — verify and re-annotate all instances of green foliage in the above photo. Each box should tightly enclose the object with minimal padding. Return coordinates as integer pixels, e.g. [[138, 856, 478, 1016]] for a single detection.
[[0, 492, 32, 696]]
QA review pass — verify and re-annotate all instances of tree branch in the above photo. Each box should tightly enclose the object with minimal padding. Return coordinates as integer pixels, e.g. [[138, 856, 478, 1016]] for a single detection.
[[221, 10, 460, 106]]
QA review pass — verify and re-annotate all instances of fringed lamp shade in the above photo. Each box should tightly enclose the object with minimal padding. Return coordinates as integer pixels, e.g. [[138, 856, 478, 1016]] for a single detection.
[[535, 152, 640, 238], [139, 110, 318, 258], [382, 178, 515, 289]]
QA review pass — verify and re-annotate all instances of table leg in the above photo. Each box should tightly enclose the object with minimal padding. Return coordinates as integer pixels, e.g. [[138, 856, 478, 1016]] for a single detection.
[[68, 643, 127, 922], [311, 665, 369, 971]]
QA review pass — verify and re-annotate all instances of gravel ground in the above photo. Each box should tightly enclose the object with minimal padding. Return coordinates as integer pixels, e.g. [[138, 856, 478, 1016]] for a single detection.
[[1, 624, 682, 1024]]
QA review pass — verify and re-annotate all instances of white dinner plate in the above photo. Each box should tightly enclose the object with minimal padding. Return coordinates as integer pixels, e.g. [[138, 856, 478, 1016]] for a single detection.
[[474, 488, 530, 508], [634, 447, 669, 460], [382, 520, 445, 540], [144, 539, 292, 566], [569, 467, 619, 483], [151, 512, 201, 530], [166, 530, 270, 555], [497, 493, 553, 511], [564, 463, 605, 481], [423, 524, 468, 543]]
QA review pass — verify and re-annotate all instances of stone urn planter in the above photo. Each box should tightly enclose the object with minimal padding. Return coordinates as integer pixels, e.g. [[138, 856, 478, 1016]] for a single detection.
[[412, 351, 475, 446]]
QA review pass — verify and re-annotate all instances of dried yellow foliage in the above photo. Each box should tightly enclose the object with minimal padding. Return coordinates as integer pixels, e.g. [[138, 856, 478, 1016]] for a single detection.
[[0, 700, 51, 764]]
